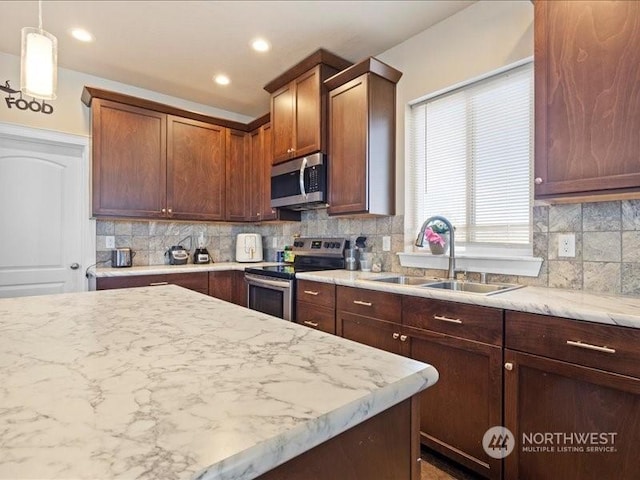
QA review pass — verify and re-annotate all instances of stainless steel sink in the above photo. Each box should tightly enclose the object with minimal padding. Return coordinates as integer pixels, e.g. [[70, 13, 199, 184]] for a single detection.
[[421, 280, 523, 295], [369, 276, 433, 286]]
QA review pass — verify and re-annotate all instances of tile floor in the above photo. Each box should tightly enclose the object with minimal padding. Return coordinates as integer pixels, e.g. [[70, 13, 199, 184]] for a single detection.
[[420, 448, 484, 480]]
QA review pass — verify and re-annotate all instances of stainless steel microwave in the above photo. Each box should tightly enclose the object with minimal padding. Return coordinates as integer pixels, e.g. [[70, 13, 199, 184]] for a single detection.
[[270, 153, 327, 210]]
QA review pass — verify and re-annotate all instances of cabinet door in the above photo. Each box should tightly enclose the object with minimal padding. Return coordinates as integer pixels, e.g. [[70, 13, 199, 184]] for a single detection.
[[167, 116, 225, 221], [535, 1, 640, 198], [92, 99, 166, 218], [339, 311, 408, 356], [231, 270, 247, 307], [504, 350, 640, 480], [271, 83, 295, 164], [225, 129, 249, 221], [293, 66, 322, 158], [248, 128, 263, 222], [327, 75, 368, 215], [260, 124, 277, 220], [208, 271, 234, 303], [97, 273, 208, 294], [410, 329, 502, 479]]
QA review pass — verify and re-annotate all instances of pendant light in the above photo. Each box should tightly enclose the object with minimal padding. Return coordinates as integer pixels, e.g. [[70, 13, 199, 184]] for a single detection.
[[21, 0, 57, 100]]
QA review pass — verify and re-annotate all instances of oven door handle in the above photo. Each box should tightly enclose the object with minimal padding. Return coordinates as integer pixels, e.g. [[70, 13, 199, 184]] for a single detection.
[[299, 156, 307, 199], [245, 274, 292, 290]]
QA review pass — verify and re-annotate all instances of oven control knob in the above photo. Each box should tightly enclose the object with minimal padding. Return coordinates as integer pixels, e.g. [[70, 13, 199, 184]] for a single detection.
[[324, 242, 329, 248]]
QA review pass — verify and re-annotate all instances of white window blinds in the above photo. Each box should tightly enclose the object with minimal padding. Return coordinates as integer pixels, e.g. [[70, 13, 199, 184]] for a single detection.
[[409, 62, 533, 251]]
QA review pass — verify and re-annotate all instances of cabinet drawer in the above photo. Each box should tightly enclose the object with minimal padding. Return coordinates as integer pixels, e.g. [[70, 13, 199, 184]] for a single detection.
[[403, 296, 503, 346], [296, 302, 335, 334], [506, 311, 640, 378], [297, 280, 335, 308], [97, 272, 209, 295], [337, 286, 402, 322]]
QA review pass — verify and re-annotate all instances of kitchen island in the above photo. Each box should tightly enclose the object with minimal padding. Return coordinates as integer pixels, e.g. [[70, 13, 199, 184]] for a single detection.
[[0, 285, 437, 479]]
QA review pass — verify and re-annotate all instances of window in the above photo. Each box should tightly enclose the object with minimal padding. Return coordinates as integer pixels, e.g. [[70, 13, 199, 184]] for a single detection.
[[408, 62, 533, 255]]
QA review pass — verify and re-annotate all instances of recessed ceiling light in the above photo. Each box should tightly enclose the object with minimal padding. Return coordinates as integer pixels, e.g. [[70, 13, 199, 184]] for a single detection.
[[71, 28, 94, 42], [214, 74, 230, 86], [251, 38, 270, 52]]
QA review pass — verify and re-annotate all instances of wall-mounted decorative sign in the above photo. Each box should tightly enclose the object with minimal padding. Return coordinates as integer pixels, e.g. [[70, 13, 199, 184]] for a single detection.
[[1, 80, 54, 115]]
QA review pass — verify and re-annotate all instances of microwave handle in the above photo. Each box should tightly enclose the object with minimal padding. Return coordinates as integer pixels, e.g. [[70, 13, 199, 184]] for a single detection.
[[299, 157, 307, 198]]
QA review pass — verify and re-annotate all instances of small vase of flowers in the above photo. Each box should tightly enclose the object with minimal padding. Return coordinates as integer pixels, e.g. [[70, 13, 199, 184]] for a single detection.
[[424, 221, 450, 255]]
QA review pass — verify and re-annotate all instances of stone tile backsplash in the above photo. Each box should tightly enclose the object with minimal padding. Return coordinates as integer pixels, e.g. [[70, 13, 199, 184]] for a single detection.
[[95, 199, 640, 297]]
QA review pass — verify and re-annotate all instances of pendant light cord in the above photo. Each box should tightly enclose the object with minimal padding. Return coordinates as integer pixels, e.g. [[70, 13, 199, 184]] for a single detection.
[[38, 0, 43, 30]]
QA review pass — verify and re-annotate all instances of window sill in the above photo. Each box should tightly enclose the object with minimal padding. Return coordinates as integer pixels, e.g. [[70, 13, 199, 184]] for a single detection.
[[397, 252, 543, 277]]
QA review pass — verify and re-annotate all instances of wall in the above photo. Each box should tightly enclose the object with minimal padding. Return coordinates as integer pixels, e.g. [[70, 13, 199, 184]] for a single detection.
[[0, 52, 251, 137]]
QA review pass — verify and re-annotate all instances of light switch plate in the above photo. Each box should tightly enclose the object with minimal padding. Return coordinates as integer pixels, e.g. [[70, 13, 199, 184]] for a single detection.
[[105, 236, 115, 249], [558, 233, 575, 257], [382, 236, 391, 252]]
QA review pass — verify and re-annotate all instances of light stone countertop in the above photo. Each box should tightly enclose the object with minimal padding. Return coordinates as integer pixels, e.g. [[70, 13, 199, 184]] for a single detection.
[[91, 262, 281, 277], [296, 270, 640, 330], [0, 285, 437, 480]]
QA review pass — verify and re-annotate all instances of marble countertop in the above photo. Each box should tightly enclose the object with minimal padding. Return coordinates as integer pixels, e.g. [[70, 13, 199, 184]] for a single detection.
[[0, 285, 437, 480], [91, 262, 281, 277], [296, 270, 640, 329]]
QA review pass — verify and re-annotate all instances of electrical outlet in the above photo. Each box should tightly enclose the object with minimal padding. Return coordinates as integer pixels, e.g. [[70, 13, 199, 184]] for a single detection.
[[272, 237, 278, 248], [558, 233, 575, 258], [105, 236, 115, 249], [382, 236, 391, 252]]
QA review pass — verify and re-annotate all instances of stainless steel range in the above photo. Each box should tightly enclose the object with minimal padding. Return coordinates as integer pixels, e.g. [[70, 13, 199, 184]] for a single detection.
[[244, 237, 347, 321]]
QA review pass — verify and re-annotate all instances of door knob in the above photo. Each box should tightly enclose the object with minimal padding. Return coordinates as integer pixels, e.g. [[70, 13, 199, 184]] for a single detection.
[[70, 263, 80, 270]]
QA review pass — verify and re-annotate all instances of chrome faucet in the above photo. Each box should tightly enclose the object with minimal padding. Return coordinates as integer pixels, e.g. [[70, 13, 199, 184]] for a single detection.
[[415, 215, 456, 279]]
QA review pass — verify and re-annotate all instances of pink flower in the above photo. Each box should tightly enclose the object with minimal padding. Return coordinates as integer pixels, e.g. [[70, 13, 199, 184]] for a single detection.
[[425, 227, 445, 247]]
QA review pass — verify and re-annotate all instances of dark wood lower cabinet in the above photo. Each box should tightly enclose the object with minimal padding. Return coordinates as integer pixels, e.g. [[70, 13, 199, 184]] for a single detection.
[[504, 349, 640, 480], [208, 270, 246, 307], [296, 303, 336, 334], [256, 397, 420, 480], [339, 311, 408, 356], [410, 329, 502, 479], [96, 272, 208, 294]]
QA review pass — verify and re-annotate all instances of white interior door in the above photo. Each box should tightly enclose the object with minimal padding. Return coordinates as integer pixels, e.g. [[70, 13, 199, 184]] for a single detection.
[[0, 124, 92, 297]]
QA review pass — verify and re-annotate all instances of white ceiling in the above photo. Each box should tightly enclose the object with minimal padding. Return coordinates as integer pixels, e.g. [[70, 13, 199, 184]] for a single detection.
[[0, 1, 475, 119]]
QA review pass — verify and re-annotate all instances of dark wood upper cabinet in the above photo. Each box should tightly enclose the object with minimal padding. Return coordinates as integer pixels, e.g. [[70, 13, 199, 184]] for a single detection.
[[535, 0, 640, 200], [248, 128, 263, 222], [265, 49, 352, 165], [325, 58, 401, 216], [167, 116, 226, 221], [225, 129, 250, 221], [91, 99, 167, 218]]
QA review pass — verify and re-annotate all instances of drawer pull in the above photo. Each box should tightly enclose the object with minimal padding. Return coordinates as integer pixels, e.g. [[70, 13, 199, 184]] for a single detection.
[[149, 282, 169, 286], [434, 314, 462, 324], [303, 290, 319, 296], [392, 332, 400, 339], [566, 340, 616, 354], [303, 321, 319, 327], [400, 334, 408, 342], [353, 300, 372, 307]]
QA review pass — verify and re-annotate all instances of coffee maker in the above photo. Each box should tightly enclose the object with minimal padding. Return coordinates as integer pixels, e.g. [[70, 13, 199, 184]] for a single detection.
[[193, 233, 211, 264]]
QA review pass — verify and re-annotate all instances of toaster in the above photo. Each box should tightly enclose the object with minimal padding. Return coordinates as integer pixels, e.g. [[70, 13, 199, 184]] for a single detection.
[[236, 233, 263, 262]]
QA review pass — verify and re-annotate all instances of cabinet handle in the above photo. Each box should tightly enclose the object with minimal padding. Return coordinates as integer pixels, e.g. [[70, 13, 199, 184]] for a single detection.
[[353, 300, 372, 306], [392, 332, 400, 339], [504, 362, 514, 371], [149, 282, 169, 286], [566, 340, 616, 354], [534, 177, 543, 185], [161, 208, 166, 213], [303, 290, 319, 296], [303, 321, 319, 327], [167, 208, 172, 214], [400, 334, 408, 342], [434, 314, 462, 324]]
